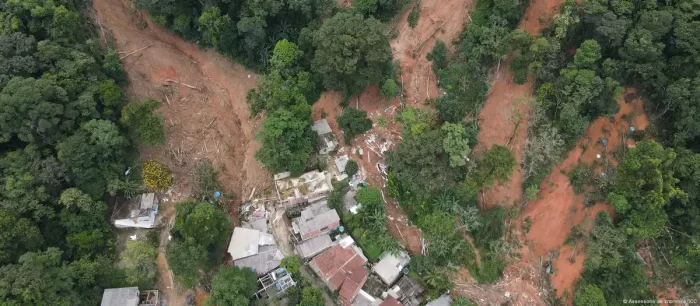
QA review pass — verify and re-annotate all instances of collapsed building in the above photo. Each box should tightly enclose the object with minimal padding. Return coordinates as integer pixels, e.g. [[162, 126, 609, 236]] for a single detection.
[[111, 193, 159, 229], [227, 227, 283, 276]]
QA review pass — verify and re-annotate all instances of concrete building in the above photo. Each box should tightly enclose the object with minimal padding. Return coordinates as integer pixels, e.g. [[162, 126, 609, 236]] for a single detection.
[[292, 201, 340, 241], [312, 119, 338, 155], [112, 193, 158, 229], [227, 227, 282, 276], [100, 287, 158, 306], [275, 170, 333, 208], [372, 251, 411, 285]]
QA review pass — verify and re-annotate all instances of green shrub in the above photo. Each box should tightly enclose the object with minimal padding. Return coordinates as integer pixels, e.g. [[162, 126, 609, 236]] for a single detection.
[[567, 163, 594, 194], [337, 108, 373, 144], [345, 160, 359, 177], [121, 100, 165, 146], [381, 79, 400, 99], [408, 3, 421, 28]]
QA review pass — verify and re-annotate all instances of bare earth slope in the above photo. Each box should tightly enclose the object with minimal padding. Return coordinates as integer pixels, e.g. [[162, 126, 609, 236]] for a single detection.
[[92, 0, 272, 304]]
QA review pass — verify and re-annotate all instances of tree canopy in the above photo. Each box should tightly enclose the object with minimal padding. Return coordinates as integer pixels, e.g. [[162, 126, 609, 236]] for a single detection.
[[205, 266, 258, 306], [312, 13, 393, 94]]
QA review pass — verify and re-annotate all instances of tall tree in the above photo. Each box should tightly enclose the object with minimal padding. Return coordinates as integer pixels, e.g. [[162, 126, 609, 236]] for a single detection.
[[255, 108, 314, 175], [608, 141, 685, 238], [312, 13, 393, 94], [476, 145, 515, 187], [205, 266, 258, 306]]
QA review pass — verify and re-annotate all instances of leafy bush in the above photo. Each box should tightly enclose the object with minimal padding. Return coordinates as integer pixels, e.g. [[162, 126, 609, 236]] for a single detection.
[[142, 160, 172, 190], [205, 266, 258, 306], [381, 79, 400, 99], [356, 186, 383, 208], [345, 160, 359, 177], [574, 284, 607, 306], [337, 108, 373, 144], [121, 100, 165, 146], [426, 40, 447, 71], [281, 256, 301, 276], [473, 256, 506, 283], [408, 3, 421, 28], [168, 201, 231, 288], [567, 163, 594, 194], [121, 240, 157, 289], [476, 145, 516, 187]]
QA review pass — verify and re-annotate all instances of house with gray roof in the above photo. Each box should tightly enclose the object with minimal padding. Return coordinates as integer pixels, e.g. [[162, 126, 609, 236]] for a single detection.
[[100, 287, 158, 306], [292, 201, 340, 241], [296, 233, 334, 259]]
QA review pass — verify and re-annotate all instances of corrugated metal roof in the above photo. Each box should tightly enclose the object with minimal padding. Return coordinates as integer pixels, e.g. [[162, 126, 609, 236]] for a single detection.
[[234, 245, 283, 276]]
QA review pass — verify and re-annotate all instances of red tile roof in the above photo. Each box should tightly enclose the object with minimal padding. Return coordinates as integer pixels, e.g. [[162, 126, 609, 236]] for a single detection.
[[311, 245, 369, 304], [380, 296, 403, 306]]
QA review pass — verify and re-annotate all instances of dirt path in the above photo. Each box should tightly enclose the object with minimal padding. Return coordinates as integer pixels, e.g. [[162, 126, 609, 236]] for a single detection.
[[92, 0, 272, 203]]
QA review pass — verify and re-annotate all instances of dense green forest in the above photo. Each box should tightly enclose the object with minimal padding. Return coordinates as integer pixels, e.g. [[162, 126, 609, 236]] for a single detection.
[[2, 0, 699, 304], [506, 0, 700, 303], [0, 0, 151, 304]]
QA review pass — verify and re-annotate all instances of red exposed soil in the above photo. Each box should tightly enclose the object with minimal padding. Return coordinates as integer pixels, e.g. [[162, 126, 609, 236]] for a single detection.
[[476, 0, 567, 209], [521, 88, 648, 300], [92, 0, 273, 303], [92, 0, 272, 208], [391, 0, 476, 106]]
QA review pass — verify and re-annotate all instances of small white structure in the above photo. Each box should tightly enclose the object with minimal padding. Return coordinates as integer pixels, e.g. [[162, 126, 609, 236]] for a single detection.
[[228, 227, 282, 276], [100, 287, 158, 306], [312, 119, 338, 155], [373, 251, 411, 285], [101, 287, 139, 306], [113, 193, 158, 229]]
